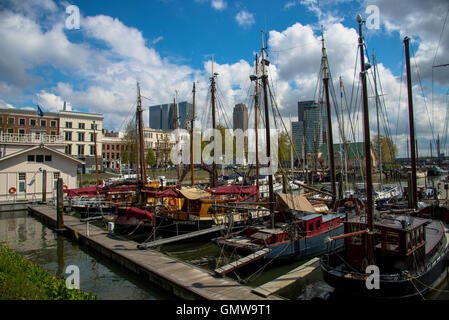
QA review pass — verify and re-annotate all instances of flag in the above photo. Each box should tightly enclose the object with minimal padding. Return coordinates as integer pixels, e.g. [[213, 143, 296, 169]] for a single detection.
[[101, 180, 105, 188], [36, 104, 44, 117]]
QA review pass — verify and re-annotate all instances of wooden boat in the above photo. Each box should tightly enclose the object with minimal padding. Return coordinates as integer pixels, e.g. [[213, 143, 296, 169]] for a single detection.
[[320, 17, 449, 299]]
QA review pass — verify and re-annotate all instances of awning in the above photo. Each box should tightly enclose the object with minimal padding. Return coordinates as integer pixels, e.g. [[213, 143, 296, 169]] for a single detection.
[[125, 207, 154, 223], [143, 188, 181, 198], [64, 186, 101, 197]]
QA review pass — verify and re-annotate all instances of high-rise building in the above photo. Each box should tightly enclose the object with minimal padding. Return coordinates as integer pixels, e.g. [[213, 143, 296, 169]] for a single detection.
[[233, 103, 248, 132], [291, 121, 303, 161], [149, 102, 193, 131], [297, 100, 323, 155]]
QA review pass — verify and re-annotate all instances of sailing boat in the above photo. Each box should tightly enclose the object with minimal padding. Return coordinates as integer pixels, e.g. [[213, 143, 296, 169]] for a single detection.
[[213, 30, 361, 264], [320, 16, 449, 299]]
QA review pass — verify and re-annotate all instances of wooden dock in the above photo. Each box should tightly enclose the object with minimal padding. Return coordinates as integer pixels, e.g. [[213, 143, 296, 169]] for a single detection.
[[252, 257, 320, 298], [28, 204, 282, 300], [214, 248, 271, 276], [137, 225, 226, 249]]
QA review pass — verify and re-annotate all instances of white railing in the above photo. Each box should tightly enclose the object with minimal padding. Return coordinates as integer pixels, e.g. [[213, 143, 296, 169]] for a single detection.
[[0, 133, 64, 144]]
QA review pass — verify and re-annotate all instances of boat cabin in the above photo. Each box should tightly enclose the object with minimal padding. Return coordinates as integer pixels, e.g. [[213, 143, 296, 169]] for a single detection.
[[295, 213, 344, 237], [344, 215, 432, 272]]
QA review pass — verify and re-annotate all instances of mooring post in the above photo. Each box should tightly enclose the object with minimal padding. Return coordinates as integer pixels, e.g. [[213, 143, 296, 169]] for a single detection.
[[56, 178, 64, 231], [42, 169, 47, 203]]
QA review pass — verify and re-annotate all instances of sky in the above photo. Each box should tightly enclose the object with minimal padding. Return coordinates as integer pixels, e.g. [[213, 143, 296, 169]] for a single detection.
[[0, 0, 448, 158]]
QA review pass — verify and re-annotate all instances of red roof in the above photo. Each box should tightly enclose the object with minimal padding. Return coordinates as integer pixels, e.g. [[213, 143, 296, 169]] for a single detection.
[[206, 185, 258, 196]]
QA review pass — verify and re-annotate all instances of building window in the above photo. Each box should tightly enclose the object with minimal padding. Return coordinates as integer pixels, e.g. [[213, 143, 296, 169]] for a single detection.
[[107, 144, 110, 150], [7, 128, 13, 134], [27, 155, 35, 162], [66, 122, 72, 128], [8, 118, 14, 125], [78, 145, 84, 155], [78, 132, 85, 141], [90, 145, 95, 155], [40, 120, 46, 127], [111, 153, 114, 159], [90, 133, 95, 142], [316, 220, 321, 230], [111, 145, 115, 150], [18, 173, 26, 193], [65, 144, 72, 155], [65, 131, 72, 141], [78, 123, 85, 129], [19, 118, 26, 126], [45, 155, 52, 162], [50, 131, 56, 136], [30, 119, 36, 126], [91, 123, 97, 130], [36, 155, 44, 163], [19, 129, 25, 135], [50, 120, 56, 127], [106, 153, 109, 159]]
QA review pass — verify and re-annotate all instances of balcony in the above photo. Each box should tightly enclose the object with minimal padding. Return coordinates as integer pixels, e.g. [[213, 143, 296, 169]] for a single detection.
[[0, 133, 64, 145]]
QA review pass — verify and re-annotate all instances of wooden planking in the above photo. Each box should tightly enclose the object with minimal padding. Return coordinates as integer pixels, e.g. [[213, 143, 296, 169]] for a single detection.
[[137, 225, 226, 249], [252, 257, 320, 297], [214, 248, 271, 276], [28, 205, 282, 300]]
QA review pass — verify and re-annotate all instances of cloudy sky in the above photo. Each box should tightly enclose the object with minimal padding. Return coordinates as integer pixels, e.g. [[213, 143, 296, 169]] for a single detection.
[[0, 0, 448, 157]]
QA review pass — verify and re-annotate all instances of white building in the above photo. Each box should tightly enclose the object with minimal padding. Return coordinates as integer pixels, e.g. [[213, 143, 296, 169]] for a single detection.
[[59, 110, 103, 173], [0, 144, 84, 202]]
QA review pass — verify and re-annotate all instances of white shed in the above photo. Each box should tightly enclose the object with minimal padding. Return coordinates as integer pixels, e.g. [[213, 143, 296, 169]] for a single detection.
[[0, 144, 84, 202]]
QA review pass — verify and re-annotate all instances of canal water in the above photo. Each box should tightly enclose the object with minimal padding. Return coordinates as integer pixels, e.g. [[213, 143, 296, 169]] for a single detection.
[[0, 210, 174, 300]]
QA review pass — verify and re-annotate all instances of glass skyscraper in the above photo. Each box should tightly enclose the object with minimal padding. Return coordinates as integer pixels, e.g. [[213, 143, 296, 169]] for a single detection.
[[149, 101, 193, 130]]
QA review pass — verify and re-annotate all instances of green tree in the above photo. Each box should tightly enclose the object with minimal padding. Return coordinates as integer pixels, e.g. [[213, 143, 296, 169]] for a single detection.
[[278, 131, 292, 163], [121, 121, 137, 166], [372, 134, 398, 165], [146, 147, 156, 167]]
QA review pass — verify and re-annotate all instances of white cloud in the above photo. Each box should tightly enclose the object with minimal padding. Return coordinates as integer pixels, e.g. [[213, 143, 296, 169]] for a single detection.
[[211, 0, 227, 11], [235, 10, 255, 28]]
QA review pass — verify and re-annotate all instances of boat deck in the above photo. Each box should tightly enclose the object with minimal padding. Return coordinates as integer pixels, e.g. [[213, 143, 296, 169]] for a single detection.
[[28, 204, 283, 300]]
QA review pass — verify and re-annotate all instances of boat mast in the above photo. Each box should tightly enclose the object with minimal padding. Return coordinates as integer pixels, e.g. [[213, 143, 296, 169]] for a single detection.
[[137, 82, 147, 185], [254, 54, 260, 200], [191, 82, 195, 186], [210, 59, 218, 188], [373, 53, 383, 190], [404, 36, 417, 210], [173, 93, 180, 182], [357, 14, 375, 265], [93, 120, 99, 187], [321, 29, 336, 203], [260, 30, 275, 227]]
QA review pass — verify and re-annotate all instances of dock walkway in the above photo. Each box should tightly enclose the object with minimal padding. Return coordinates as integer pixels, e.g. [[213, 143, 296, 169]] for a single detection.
[[252, 258, 320, 298], [28, 205, 282, 300]]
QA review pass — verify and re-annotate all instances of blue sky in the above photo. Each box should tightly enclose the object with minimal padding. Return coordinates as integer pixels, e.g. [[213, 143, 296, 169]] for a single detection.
[[0, 0, 448, 157]]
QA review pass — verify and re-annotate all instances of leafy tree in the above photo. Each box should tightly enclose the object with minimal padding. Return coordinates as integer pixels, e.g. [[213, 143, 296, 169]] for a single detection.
[[278, 131, 292, 162], [146, 147, 156, 167], [372, 134, 398, 165], [121, 121, 137, 166]]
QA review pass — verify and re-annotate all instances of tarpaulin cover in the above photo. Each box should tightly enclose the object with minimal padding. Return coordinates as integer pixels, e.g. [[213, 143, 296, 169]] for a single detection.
[[125, 207, 154, 223], [206, 185, 259, 196], [64, 186, 101, 198], [143, 188, 181, 198], [277, 193, 317, 213], [179, 187, 211, 200]]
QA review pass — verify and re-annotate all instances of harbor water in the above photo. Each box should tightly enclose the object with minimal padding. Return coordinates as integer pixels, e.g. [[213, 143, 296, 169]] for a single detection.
[[0, 210, 174, 300]]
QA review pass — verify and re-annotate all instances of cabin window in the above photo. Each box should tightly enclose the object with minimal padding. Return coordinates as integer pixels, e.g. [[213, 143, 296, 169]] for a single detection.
[[316, 220, 321, 230], [385, 231, 400, 252], [308, 222, 314, 232], [36, 155, 44, 163]]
